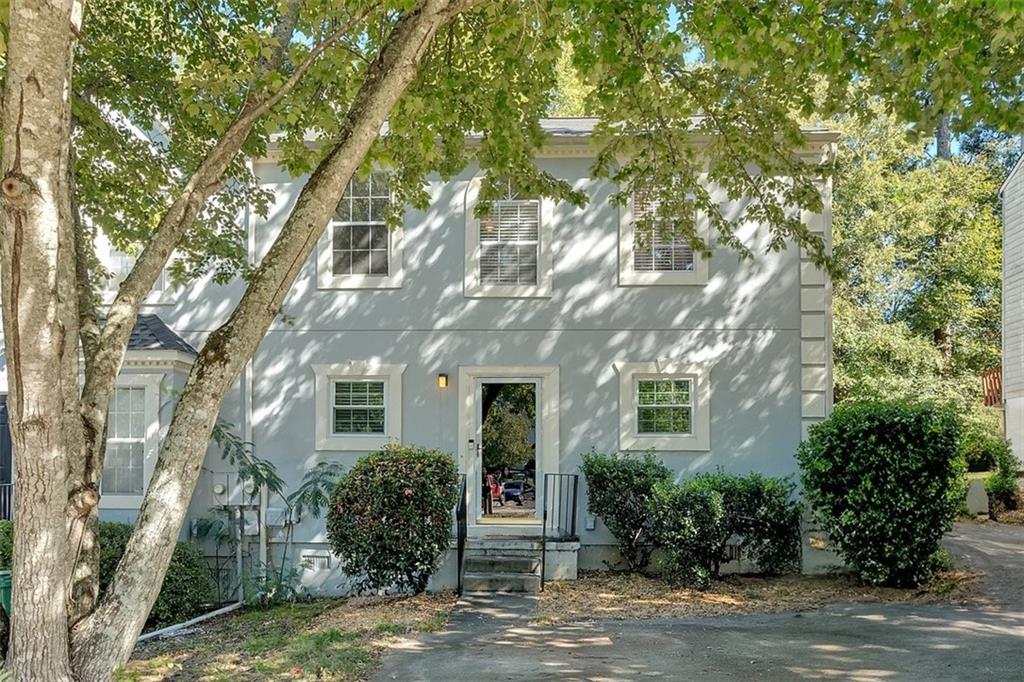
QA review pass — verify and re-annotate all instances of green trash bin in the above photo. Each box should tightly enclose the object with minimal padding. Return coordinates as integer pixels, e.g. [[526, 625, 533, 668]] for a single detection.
[[0, 570, 11, 618]]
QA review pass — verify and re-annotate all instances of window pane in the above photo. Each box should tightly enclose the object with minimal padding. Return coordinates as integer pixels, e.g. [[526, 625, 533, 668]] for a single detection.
[[332, 251, 352, 276], [333, 225, 351, 250], [369, 250, 389, 275], [351, 250, 370, 275]]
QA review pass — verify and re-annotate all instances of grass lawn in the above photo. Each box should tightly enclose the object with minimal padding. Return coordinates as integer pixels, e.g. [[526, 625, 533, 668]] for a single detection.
[[535, 570, 977, 625], [116, 593, 455, 681]]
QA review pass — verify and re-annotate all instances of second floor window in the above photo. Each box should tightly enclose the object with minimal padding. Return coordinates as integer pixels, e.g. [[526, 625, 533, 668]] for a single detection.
[[632, 191, 695, 273], [478, 180, 540, 286], [331, 173, 391, 277]]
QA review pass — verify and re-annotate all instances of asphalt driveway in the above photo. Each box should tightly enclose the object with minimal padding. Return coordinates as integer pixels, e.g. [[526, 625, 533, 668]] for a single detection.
[[373, 522, 1024, 681]]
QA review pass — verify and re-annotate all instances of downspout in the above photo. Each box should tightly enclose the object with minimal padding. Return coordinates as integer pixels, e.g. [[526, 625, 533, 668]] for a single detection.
[[244, 157, 269, 574]]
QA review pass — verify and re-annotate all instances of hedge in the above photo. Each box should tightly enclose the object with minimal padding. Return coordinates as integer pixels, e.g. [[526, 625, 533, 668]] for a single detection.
[[0, 520, 214, 628], [797, 400, 965, 587]]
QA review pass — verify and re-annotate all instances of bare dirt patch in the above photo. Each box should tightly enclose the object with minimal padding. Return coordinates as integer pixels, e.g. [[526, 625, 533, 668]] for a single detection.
[[535, 570, 977, 625], [117, 593, 456, 682]]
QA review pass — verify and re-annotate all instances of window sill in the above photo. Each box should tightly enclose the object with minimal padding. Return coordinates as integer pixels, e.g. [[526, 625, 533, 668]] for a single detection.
[[621, 433, 710, 452], [315, 434, 392, 452], [464, 283, 552, 299], [618, 270, 708, 287], [317, 273, 404, 290]]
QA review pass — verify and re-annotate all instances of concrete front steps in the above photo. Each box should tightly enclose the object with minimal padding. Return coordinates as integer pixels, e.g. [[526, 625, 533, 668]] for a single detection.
[[463, 554, 541, 593]]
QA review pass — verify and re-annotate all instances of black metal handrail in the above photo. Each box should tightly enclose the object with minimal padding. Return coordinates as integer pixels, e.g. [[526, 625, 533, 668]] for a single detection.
[[540, 473, 578, 591], [455, 474, 467, 596], [0, 483, 13, 521]]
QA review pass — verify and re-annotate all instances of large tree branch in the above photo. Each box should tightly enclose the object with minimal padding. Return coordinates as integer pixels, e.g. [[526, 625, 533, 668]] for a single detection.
[[75, 0, 313, 474], [70, 1, 467, 676]]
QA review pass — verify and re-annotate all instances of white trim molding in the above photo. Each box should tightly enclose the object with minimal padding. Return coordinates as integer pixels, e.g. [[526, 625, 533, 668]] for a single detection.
[[799, 180, 834, 438], [463, 177, 554, 298], [614, 360, 712, 452], [312, 362, 405, 451], [618, 194, 710, 286], [99, 372, 165, 510], [457, 365, 560, 530]]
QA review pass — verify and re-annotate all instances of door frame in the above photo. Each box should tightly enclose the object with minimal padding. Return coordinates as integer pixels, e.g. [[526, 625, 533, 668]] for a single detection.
[[457, 365, 559, 532]]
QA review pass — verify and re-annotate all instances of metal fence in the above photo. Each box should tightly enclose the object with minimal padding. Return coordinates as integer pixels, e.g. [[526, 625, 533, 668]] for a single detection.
[[540, 473, 578, 591]]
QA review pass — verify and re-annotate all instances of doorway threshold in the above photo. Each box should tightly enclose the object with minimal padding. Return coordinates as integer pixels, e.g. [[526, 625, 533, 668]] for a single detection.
[[477, 517, 542, 526]]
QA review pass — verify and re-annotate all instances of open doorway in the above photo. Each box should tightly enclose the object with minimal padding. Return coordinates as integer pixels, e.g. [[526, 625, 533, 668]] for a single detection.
[[478, 381, 538, 523]]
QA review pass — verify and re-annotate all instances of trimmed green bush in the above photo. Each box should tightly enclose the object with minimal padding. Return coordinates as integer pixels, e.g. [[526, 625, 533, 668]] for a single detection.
[[648, 482, 724, 588], [0, 520, 214, 628], [326, 443, 458, 594], [797, 400, 965, 587], [684, 470, 802, 576], [580, 450, 672, 572], [985, 439, 1020, 512]]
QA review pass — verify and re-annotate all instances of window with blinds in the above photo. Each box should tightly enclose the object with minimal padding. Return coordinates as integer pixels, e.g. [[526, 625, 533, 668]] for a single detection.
[[479, 180, 540, 286], [332, 173, 391, 277], [636, 379, 693, 434], [333, 381, 386, 434], [632, 191, 695, 273], [102, 387, 146, 494]]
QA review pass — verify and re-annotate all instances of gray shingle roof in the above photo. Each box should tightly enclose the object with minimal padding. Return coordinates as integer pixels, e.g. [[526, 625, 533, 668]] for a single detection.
[[129, 314, 196, 355]]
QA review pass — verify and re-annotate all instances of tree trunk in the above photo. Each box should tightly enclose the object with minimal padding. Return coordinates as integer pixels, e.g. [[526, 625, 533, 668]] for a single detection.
[[0, 0, 83, 678], [68, 2, 458, 677], [934, 114, 953, 375]]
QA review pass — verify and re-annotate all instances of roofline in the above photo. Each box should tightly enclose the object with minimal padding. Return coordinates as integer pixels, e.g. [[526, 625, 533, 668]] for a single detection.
[[262, 118, 840, 162], [999, 151, 1024, 197]]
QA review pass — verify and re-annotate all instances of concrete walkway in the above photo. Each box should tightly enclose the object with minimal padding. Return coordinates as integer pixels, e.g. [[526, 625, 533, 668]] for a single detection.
[[373, 523, 1024, 681]]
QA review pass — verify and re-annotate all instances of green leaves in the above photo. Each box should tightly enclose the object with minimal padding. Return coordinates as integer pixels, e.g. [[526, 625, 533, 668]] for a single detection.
[[797, 400, 965, 587], [326, 444, 458, 595]]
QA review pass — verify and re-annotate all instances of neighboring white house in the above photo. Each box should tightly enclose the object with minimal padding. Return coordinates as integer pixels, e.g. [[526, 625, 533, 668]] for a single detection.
[[0, 119, 838, 592], [1001, 154, 1024, 465]]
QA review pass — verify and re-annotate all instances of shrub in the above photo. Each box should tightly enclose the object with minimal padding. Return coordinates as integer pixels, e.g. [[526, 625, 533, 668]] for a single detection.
[[647, 482, 724, 588], [684, 470, 802, 576], [959, 421, 1010, 472], [985, 439, 1020, 513], [797, 400, 965, 587], [326, 443, 458, 594], [0, 520, 214, 628], [580, 450, 672, 572]]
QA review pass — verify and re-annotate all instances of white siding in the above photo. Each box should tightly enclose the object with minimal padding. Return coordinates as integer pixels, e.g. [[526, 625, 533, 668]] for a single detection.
[[1002, 156, 1024, 463]]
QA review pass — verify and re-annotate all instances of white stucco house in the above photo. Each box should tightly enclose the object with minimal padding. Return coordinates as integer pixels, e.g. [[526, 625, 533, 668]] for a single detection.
[[1001, 154, 1024, 465], [0, 119, 838, 592]]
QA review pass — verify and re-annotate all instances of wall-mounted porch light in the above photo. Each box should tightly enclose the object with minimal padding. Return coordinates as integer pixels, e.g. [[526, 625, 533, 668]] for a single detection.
[[437, 373, 449, 389]]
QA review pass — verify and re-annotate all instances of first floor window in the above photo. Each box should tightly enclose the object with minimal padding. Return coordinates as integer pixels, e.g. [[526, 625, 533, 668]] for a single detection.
[[636, 379, 692, 434], [314, 363, 405, 450], [102, 386, 146, 494], [333, 381, 386, 434]]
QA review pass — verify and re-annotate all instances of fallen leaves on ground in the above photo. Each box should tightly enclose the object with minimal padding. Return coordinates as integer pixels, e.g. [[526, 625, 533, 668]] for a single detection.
[[535, 570, 977, 625], [117, 592, 455, 682]]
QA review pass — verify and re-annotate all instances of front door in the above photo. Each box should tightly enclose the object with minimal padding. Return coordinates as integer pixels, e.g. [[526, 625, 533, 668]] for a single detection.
[[458, 365, 560, 532], [476, 379, 539, 524]]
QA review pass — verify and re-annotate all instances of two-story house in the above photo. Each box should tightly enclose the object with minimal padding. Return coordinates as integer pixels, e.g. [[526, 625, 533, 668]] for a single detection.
[[0, 118, 838, 592]]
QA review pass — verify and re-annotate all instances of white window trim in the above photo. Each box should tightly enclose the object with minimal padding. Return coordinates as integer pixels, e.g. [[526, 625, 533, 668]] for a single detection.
[[313, 363, 405, 451], [615, 361, 711, 451], [97, 234, 177, 306], [618, 195, 709, 286], [463, 177, 553, 298], [316, 223, 405, 290], [100, 373, 164, 509]]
